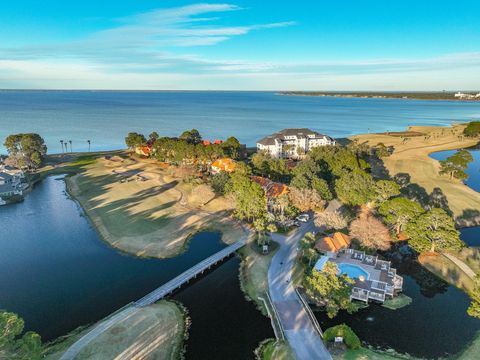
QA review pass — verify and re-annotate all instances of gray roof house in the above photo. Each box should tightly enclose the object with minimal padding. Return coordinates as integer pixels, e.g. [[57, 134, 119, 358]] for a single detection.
[[257, 128, 335, 159], [314, 249, 403, 303], [0, 172, 23, 203]]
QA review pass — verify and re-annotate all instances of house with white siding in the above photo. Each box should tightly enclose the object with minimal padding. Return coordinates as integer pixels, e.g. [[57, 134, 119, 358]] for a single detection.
[[256, 128, 335, 159]]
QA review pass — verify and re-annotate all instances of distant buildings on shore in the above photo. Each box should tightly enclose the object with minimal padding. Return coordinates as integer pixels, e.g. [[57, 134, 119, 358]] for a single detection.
[[256, 128, 335, 159], [454, 92, 480, 100]]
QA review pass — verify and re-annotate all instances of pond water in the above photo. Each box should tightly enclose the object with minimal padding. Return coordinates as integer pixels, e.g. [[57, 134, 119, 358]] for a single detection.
[[0, 176, 271, 358], [174, 257, 273, 360], [430, 147, 480, 194], [315, 148, 480, 358], [431, 147, 480, 247], [316, 260, 480, 359]]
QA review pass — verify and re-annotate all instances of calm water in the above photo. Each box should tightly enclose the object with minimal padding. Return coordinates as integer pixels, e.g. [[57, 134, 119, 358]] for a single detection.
[[315, 149, 480, 358], [316, 260, 480, 359], [174, 257, 273, 360], [431, 148, 480, 246], [1, 91, 480, 153], [430, 148, 480, 193], [0, 176, 271, 358]]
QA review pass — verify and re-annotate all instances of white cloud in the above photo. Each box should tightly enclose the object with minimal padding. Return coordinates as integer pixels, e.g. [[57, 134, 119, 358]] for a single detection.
[[0, 3, 479, 89]]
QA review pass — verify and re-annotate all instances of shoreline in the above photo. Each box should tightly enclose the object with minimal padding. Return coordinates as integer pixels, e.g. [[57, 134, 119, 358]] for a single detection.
[[280, 91, 480, 102], [44, 300, 187, 360], [60, 155, 244, 259], [352, 124, 480, 227]]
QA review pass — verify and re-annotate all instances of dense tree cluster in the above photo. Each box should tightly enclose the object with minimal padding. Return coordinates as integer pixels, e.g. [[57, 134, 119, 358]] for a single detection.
[[125, 129, 242, 164], [288, 187, 325, 212], [468, 276, 480, 319], [314, 210, 348, 231], [0, 311, 42, 360], [251, 151, 291, 182], [378, 197, 424, 235], [4, 133, 47, 169], [464, 121, 480, 137], [125, 132, 147, 149], [323, 324, 361, 349], [405, 208, 463, 253], [303, 262, 359, 318], [349, 215, 392, 251], [439, 149, 473, 181], [225, 165, 266, 223]]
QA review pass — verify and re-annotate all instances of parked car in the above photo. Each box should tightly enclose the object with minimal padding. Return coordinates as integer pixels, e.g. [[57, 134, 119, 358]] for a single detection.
[[296, 214, 310, 223], [293, 221, 301, 227]]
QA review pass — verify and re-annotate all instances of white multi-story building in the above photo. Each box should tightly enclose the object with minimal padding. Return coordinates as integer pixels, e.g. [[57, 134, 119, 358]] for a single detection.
[[256, 128, 336, 159]]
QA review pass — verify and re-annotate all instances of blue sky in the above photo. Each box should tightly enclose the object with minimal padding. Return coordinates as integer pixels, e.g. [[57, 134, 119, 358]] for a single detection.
[[1, 1, 479, 90]]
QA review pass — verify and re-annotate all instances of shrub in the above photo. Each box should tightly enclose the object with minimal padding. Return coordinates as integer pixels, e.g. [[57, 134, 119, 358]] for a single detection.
[[323, 324, 361, 349], [464, 121, 480, 137]]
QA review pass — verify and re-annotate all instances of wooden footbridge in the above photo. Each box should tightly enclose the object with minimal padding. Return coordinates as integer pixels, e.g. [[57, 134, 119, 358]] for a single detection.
[[60, 238, 246, 360], [135, 239, 246, 307]]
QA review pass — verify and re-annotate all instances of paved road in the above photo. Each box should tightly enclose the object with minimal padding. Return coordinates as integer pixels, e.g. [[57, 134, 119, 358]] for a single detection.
[[443, 252, 476, 279], [268, 220, 332, 360]]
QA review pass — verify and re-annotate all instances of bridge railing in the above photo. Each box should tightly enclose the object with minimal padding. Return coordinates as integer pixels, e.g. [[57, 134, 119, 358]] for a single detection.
[[135, 240, 245, 307]]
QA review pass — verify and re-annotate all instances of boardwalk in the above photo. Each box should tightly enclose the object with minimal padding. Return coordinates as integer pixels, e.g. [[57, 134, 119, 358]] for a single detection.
[[60, 239, 246, 360], [269, 220, 332, 360]]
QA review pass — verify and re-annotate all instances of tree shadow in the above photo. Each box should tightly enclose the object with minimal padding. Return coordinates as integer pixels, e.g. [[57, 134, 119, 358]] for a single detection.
[[368, 154, 390, 180], [429, 187, 453, 216], [456, 209, 480, 227]]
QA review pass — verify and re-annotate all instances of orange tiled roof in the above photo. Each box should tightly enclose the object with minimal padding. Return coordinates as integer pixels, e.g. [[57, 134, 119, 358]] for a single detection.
[[315, 232, 351, 253], [333, 232, 351, 248], [251, 176, 289, 198], [137, 146, 151, 156], [211, 158, 236, 172], [315, 236, 336, 253]]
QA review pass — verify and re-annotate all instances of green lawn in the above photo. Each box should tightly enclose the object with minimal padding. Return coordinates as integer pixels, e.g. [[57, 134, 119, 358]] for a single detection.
[[239, 238, 278, 314], [256, 339, 295, 360], [43, 301, 185, 360]]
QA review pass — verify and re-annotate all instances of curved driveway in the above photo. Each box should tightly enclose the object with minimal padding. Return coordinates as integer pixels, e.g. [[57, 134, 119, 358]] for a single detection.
[[268, 220, 332, 360]]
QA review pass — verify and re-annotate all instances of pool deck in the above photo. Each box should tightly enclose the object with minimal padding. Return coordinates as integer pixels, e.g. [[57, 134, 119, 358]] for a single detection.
[[320, 249, 403, 303]]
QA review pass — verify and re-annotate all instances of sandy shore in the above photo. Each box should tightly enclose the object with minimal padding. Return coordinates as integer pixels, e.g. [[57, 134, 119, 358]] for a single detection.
[[353, 124, 480, 226]]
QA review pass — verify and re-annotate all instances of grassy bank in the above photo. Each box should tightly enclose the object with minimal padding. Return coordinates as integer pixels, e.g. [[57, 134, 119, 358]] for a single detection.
[[44, 301, 186, 360], [45, 153, 244, 258], [239, 238, 278, 314], [455, 331, 480, 359], [335, 348, 411, 360], [418, 253, 476, 292], [255, 339, 294, 360], [353, 124, 480, 225]]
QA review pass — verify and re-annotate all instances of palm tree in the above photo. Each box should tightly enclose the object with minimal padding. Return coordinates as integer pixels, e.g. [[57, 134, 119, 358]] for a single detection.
[[60, 140, 64, 153], [69, 140, 73, 153], [87, 140, 91, 152]]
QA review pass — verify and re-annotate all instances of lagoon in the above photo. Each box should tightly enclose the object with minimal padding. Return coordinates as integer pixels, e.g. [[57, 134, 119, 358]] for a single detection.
[[0, 176, 272, 358], [1, 91, 480, 153]]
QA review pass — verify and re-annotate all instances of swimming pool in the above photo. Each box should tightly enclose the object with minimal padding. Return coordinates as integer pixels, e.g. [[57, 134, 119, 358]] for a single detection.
[[337, 263, 370, 280]]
